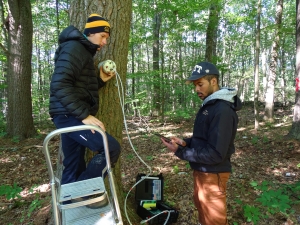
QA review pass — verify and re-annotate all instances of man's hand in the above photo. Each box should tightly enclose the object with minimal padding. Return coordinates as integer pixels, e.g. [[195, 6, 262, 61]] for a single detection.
[[98, 60, 116, 82], [99, 66, 115, 82], [82, 115, 106, 133], [161, 136, 186, 153]]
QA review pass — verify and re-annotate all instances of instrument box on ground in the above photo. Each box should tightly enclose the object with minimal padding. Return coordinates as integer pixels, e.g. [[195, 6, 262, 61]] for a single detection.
[[135, 173, 179, 225]]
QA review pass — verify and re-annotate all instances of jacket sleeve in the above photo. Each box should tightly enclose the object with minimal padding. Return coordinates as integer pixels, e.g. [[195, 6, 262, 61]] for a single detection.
[[97, 77, 106, 89], [50, 41, 92, 120], [175, 106, 234, 165]]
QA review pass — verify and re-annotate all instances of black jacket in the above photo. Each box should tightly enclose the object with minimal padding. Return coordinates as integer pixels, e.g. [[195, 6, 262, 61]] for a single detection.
[[49, 25, 105, 120], [175, 93, 242, 173]]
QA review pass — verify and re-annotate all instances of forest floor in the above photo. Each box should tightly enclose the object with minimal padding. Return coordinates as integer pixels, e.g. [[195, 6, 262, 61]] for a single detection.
[[0, 103, 300, 225]]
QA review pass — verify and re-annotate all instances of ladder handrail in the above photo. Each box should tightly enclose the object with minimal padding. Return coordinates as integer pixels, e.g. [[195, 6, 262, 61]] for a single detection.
[[42, 125, 123, 225]]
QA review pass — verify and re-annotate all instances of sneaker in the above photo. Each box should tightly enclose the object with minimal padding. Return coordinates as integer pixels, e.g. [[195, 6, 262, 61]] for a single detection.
[[86, 194, 109, 209], [71, 193, 109, 209]]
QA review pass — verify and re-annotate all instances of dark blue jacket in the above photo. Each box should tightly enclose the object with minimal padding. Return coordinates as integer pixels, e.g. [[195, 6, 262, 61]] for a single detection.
[[49, 25, 105, 120], [175, 95, 241, 173]]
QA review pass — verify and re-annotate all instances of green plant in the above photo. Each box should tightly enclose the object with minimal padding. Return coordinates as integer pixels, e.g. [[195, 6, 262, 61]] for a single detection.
[[185, 163, 191, 169], [265, 121, 274, 128], [262, 136, 269, 143], [243, 205, 261, 224], [251, 136, 258, 145], [236, 180, 298, 224], [173, 165, 179, 174], [282, 115, 289, 123], [126, 153, 134, 160], [146, 155, 153, 161], [256, 189, 291, 214], [20, 195, 42, 223], [12, 136, 20, 143], [0, 183, 22, 200], [28, 197, 41, 217]]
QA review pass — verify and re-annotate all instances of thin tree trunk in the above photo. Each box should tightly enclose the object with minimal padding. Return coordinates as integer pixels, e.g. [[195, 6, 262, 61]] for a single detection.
[[131, 21, 138, 117], [153, 11, 162, 117], [289, 0, 300, 139], [205, 2, 221, 62], [281, 38, 287, 105], [0, 0, 8, 117], [264, 0, 283, 122], [254, 0, 262, 130]]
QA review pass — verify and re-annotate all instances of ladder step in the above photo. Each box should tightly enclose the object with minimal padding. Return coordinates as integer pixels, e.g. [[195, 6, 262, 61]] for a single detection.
[[59, 177, 106, 202], [62, 203, 116, 225]]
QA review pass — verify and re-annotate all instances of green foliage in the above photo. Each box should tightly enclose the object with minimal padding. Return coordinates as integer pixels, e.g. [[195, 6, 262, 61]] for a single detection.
[[262, 136, 269, 143], [27, 197, 41, 217], [20, 194, 42, 222], [0, 183, 22, 200], [0, 110, 6, 136], [243, 205, 261, 224], [126, 153, 134, 160], [236, 180, 299, 224], [12, 136, 20, 143], [167, 109, 192, 120], [173, 165, 179, 174], [146, 155, 154, 161], [257, 189, 291, 214], [251, 136, 259, 145], [185, 163, 191, 170]]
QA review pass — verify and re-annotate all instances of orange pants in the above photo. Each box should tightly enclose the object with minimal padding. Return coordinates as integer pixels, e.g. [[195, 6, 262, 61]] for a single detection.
[[193, 170, 230, 225]]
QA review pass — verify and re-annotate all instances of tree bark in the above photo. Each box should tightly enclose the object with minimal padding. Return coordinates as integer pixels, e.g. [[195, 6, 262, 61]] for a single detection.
[[69, 0, 134, 223], [289, 0, 300, 139], [0, 0, 8, 117], [254, 0, 261, 130], [205, 2, 221, 62], [153, 11, 162, 117], [6, 0, 36, 139], [264, 0, 283, 122]]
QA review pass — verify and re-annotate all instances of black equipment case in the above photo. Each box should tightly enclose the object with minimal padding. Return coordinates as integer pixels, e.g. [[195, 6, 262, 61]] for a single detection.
[[135, 173, 179, 225]]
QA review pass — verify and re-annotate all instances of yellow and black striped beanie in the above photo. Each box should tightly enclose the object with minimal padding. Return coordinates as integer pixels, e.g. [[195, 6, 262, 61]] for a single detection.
[[83, 13, 110, 35]]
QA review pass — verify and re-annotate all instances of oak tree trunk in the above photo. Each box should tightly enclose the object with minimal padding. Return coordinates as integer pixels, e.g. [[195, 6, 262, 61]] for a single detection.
[[6, 0, 36, 140], [69, 0, 134, 223]]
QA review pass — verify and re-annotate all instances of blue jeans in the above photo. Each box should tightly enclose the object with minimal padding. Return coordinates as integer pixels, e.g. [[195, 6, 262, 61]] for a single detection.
[[52, 115, 121, 185]]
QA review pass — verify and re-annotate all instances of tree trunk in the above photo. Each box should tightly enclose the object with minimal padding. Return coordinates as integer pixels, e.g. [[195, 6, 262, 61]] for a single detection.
[[264, 0, 283, 122], [0, 0, 8, 117], [69, 1, 134, 224], [205, 2, 221, 62], [254, 0, 261, 130], [289, 0, 300, 139], [6, 0, 36, 139], [131, 22, 138, 117], [153, 11, 162, 117], [281, 38, 287, 105]]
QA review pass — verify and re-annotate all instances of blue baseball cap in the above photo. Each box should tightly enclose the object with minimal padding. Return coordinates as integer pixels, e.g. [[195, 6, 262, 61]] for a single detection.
[[186, 62, 219, 84]]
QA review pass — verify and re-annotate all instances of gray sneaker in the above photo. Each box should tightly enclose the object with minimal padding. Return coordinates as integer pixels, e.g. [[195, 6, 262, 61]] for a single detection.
[[71, 193, 109, 209], [86, 194, 109, 209]]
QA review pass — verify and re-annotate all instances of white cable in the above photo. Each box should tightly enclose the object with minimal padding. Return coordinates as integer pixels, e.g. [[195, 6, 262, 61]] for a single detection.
[[115, 72, 174, 225], [140, 210, 172, 224], [115, 72, 152, 224]]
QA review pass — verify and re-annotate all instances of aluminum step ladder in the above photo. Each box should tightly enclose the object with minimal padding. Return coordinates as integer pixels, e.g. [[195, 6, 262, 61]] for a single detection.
[[42, 125, 123, 225]]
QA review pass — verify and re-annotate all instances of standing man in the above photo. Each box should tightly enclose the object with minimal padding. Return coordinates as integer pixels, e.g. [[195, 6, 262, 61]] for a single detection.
[[160, 62, 241, 225], [49, 14, 121, 189]]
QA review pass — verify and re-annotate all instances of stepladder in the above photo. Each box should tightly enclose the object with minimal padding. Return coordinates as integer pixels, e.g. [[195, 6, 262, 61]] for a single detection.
[[42, 125, 123, 225]]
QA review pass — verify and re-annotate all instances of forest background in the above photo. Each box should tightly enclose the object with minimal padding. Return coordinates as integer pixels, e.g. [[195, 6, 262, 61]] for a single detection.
[[0, 0, 300, 225]]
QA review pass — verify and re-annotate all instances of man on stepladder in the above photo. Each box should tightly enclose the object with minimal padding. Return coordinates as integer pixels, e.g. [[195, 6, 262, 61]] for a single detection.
[[159, 62, 241, 225], [49, 13, 121, 208]]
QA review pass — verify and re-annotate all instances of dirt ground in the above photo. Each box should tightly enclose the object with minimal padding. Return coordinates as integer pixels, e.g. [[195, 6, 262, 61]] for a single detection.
[[0, 103, 299, 225]]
